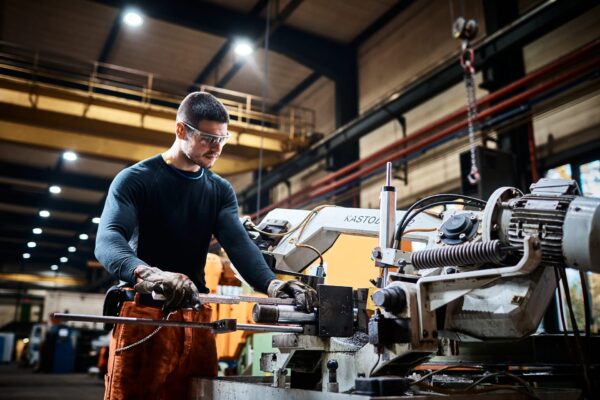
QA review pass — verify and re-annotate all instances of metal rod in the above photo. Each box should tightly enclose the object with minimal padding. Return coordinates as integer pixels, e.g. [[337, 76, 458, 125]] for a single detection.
[[199, 294, 295, 305], [52, 313, 304, 333], [52, 313, 217, 329], [253, 304, 316, 324], [385, 161, 392, 187], [379, 162, 397, 286], [237, 323, 304, 333]]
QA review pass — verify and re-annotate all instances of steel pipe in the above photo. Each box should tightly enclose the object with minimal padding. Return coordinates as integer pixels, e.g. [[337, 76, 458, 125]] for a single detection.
[[252, 304, 316, 324]]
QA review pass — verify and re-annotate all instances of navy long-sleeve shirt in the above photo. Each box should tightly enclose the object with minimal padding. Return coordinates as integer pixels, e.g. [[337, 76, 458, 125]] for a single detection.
[[94, 154, 275, 293]]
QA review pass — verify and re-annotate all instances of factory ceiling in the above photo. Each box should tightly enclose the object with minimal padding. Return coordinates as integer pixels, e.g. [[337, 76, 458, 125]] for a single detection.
[[0, 0, 412, 289]]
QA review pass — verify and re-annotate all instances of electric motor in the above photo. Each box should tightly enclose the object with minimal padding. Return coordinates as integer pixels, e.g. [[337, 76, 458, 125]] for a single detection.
[[483, 179, 600, 272]]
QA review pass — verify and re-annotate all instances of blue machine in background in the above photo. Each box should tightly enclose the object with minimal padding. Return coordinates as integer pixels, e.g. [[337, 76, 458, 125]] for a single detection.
[[40, 325, 79, 373]]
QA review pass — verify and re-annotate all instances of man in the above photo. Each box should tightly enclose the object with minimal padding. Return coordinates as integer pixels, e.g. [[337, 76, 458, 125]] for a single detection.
[[95, 92, 316, 400]]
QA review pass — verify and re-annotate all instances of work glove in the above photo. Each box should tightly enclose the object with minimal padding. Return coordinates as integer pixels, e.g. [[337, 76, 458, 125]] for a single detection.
[[267, 279, 318, 313], [134, 266, 202, 312]]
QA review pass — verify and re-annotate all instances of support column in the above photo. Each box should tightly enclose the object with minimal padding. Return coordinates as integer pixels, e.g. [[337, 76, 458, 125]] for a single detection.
[[482, 0, 532, 191], [327, 55, 359, 206]]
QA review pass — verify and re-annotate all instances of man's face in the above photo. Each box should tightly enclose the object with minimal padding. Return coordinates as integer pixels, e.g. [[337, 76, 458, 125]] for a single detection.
[[180, 120, 228, 169]]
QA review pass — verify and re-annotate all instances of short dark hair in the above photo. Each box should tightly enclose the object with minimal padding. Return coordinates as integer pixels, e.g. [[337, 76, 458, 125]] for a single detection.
[[176, 92, 229, 127]]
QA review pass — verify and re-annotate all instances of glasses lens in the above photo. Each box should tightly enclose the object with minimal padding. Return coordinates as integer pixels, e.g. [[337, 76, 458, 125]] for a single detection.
[[200, 133, 229, 146]]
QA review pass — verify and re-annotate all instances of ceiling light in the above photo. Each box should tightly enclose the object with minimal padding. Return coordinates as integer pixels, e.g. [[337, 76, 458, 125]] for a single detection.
[[79, 233, 89, 240], [233, 40, 253, 56], [60, 257, 68, 263], [68, 246, 76, 253], [123, 11, 143, 27], [92, 217, 101, 224], [62, 151, 78, 161], [33, 228, 42, 235], [22, 253, 31, 259], [27, 241, 36, 248], [51, 265, 59, 271], [39, 210, 50, 218], [49, 185, 62, 194]]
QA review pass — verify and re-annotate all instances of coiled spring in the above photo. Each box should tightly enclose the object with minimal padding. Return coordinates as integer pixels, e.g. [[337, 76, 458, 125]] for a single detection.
[[411, 240, 506, 270]]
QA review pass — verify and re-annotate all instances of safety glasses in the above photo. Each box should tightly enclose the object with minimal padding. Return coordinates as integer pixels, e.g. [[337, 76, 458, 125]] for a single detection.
[[180, 121, 231, 146]]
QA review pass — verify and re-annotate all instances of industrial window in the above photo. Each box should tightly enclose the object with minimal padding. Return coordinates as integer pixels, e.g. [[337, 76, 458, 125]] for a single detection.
[[543, 158, 600, 334]]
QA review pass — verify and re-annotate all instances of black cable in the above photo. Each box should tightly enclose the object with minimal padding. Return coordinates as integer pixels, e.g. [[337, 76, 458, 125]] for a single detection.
[[369, 354, 381, 377], [413, 380, 538, 398], [395, 199, 485, 248], [394, 194, 486, 243], [558, 267, 593, 396], [578, 270, 592, 339], [554, 267, 568, 335], [464, 371, 535, 394], [411, 364, 483, 384]]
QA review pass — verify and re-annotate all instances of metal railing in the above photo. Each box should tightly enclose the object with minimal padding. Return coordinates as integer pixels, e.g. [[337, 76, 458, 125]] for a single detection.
[[0, 41, 315, 148]]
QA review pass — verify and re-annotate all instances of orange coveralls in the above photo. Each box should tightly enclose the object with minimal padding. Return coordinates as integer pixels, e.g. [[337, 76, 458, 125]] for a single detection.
[[104, 298, 217, 400]]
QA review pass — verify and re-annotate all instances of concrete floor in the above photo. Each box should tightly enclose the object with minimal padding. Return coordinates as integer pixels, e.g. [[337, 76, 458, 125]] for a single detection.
[[0, 363, 104, 400]]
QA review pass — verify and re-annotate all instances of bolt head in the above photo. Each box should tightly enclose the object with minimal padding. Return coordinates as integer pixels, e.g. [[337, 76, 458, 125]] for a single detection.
[[459, 233, 467, 240], [437, 231, 444, 237]]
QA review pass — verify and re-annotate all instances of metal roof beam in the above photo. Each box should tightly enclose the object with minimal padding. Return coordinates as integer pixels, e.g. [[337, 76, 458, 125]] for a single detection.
[[215, 0, 305, 88], [271, 72, 321, 113], [0, 161, 111, 192], [0, 232, 94, 253], [0, 186, 101, 215], [350, 0, 414, 47], [92, 0, 351, 79], [192, 0, 269, 86], [0, 211, 91, 232], [97, 11, 122, 63]]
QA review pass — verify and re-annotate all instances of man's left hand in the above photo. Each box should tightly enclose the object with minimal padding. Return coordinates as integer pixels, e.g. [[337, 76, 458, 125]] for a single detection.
[[267, 279, 318, 312]]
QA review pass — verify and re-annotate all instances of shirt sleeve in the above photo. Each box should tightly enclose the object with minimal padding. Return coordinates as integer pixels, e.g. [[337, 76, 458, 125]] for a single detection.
[[94, 168, 148, 284], [214, 181, 276, 293]]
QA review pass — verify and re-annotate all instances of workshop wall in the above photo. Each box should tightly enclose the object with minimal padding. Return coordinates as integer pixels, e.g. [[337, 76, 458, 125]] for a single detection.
[[524, 6, 600, 152], [286, 76, 336, 137], [270, 76, 334, 205]]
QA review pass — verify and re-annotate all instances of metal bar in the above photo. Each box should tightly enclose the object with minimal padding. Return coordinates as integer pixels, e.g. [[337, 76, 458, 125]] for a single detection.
[[198, 294, 296, 306], [237, 323, 304, 333], [52, 312, 304, 334], [53, 313, 223, 329]]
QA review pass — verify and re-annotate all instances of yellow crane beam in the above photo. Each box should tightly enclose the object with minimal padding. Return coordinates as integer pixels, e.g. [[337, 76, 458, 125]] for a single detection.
[[0, 119, 284, 175]]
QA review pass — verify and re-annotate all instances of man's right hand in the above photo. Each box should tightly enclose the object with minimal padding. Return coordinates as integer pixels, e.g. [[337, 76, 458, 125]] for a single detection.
[[134, 266, 201, 311]]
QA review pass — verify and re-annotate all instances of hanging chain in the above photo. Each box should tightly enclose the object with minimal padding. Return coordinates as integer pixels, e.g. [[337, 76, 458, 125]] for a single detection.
[[114, 311, 175, 353], [460, 43, 480, 185], [454, 16, 480, 186]]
